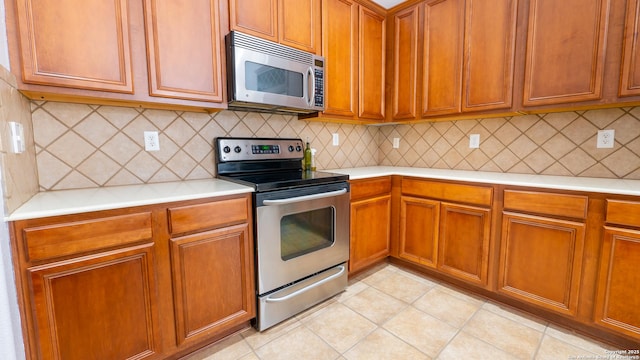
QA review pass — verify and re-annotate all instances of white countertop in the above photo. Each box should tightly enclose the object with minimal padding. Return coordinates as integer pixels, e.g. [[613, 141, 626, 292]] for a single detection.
[[330, 166, 640, 197], [7, 168, 640, 221], [6, 179, 254, 221]]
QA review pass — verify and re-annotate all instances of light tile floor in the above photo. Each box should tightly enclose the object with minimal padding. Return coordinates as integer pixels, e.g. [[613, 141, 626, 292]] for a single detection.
[[184, 262, 621, 360]]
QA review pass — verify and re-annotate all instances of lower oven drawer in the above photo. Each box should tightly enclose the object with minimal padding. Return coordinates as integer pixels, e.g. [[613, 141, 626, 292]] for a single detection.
[[257, 263, 347, 331]]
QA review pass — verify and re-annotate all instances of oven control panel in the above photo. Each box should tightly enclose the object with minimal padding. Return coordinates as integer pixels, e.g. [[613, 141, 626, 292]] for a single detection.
[[216, 137, 304, 162]]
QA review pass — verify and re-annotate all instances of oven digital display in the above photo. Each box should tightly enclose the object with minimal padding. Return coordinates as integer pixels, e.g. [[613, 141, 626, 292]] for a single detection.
[[252, 145, 280, 154]]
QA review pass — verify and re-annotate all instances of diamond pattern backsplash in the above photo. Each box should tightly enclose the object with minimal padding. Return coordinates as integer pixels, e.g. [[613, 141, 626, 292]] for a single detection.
[[31, 102, 379, 191], [379, 107, 640, 179], [31, 102, 640, 191]]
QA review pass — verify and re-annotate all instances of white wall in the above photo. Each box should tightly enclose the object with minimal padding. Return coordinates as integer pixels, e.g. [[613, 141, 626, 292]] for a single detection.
[[0, 2, 25, 360]]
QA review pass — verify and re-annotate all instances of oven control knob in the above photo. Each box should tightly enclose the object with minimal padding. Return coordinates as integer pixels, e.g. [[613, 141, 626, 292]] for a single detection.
[[223, 146, 231, 153], [234, 146, 242, 153], [288, 145, 294, 152], [296, 145, 302, 152]]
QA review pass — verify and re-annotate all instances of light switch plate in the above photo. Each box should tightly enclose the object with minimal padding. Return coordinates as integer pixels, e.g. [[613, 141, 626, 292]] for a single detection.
[[332, 133, 339, 146], [469, 134, 480, 149], [9, 122, 25, 154], [392, 138, 400, 149]]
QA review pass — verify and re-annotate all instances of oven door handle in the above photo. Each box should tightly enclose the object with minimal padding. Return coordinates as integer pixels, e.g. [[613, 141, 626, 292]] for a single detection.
[[262, 188, 347, 206], [264, 265, 346, 303]]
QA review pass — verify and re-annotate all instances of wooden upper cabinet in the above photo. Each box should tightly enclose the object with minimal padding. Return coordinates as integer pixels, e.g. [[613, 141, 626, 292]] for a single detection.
[[230, 0, 321, 54], [144, 0, 224, 102], [523, 0, 610, 106], [358, 7, 386, 120], [13, 0, 133, 93], [279, 0, 322, 54], [322, 0, 358, 118], [229, 0, 278, 41], [421, 0, 464, 116], [391, 4, 420, 120], [462, 0, 517, 111], [620, 0, 640, 97]]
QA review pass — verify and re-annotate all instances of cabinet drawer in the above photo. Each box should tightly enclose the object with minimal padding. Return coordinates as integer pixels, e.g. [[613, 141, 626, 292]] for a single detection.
[[350, 176, 391, 201], [23, 212, 153, 262], [504, 190, 588, 219], [168, 196, 249, 235], [606, 200, 640, 227], [402, 178, 492, 207]]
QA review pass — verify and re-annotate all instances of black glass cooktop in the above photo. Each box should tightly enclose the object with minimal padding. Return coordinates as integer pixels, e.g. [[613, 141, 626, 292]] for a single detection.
[[219, 170, 349, 192]]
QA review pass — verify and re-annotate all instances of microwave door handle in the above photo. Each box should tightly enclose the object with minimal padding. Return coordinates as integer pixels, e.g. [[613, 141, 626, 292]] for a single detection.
[[262, 188, 347, 206], [307, 67, 315, 106]]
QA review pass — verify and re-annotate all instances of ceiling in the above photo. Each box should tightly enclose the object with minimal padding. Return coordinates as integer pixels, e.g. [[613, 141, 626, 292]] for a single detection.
[[370, 0, 407, 9]]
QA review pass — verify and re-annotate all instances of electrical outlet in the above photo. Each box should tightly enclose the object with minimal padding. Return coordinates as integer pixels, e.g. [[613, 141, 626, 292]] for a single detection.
[[469, 134, 480, 149], [332, 133, 339, 146], [597, 129, 615, 149], [144, 131, 160, 151], [392, 138, 400, 149]]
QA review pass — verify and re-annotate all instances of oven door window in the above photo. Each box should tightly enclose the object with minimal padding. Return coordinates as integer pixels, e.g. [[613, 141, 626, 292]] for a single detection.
[[280, 206, 334, 261]]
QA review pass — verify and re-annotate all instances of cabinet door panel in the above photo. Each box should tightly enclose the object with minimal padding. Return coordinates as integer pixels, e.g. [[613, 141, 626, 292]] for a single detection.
[[594, 227, 640, 338], [350, 195, 391, 273], [359, 7, 386, 120], [523, 0, 609, 105], [391, 5, 420, 120], [171, 224, 255, 345], [230, 0, 278, 41], [322, 0, 358, 117], [438, 203, 491, 285], [620, 0, 640, 96], [499, 213, 585, 315], [145, 0, 224, 102], [463, 0, 516, 111], [422, 0, 464, 116], [399, 196, 440, 268], [15, 0, 133, 92], [29, 245, 159, 360], [279, 0, 321, 53]]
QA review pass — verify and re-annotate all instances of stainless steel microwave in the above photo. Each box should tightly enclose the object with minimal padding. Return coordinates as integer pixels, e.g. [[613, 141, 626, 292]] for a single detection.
[[226, 31, 325, 114]]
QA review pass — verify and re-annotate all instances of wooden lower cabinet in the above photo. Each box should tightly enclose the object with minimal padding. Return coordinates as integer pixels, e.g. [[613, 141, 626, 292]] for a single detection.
[[397, 178, 493, 287], [594, 227, 640, 339], [349, 177, 391, 273], [28, 244, 160, 360], [594, 199, 640, 340], [11, 194, 255, 360], [399, 196, 439, 268], [170, 224, 255, 345], [438, 203, 491, 285], [498, 213, 586, 316], [399, 197, 491, 286], [498, 190, 588, 317]]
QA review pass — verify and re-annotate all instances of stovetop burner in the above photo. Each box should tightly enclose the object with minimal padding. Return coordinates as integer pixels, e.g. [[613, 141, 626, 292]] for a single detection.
[[215, 137, 348, 192]]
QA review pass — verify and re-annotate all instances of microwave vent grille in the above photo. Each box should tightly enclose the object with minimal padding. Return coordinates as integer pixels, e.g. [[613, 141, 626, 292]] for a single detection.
[[231, 32, 312, 65]]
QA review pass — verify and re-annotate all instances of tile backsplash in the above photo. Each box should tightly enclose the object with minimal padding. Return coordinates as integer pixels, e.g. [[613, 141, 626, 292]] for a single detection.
[[380, 108, 640, 179], [31, 102, 379, 191], [25, 102, 640, 192]]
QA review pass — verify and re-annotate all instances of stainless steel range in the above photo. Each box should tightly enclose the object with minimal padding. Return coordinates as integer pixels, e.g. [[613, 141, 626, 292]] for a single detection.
[[215, 137, 350, 331]]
